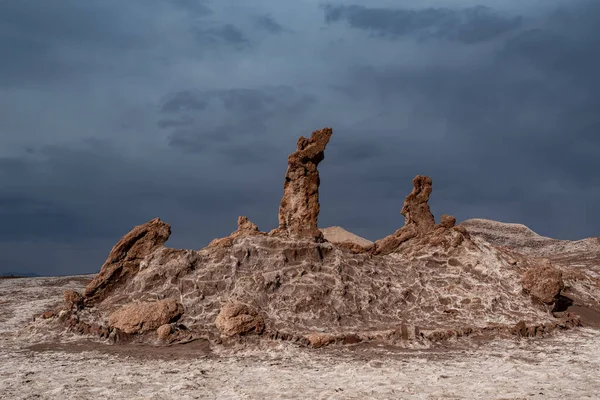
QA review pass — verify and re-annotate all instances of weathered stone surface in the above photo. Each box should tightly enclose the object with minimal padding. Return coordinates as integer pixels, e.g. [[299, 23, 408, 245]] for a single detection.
[[64, 290, 83, 311], [522, 261, 564, 304], [208, 216, 264, 248], [214, 301, 265, 337], [272, 127, 332, 240], [439, 214, 456, 229], [156, 324, 172, 340], [401, 175, 435, 233], [84, 218, 171, 305], [108, 299, 184, 334], [373, 176, 464, 255]]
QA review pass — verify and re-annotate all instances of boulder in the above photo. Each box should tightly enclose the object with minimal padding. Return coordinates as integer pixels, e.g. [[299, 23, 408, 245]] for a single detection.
[[108, 298, 184, 334], [84, 218, 171, 305], [522, 261, 564, 304], [156, 324, 172, 340], [214, 301, 265, 337]]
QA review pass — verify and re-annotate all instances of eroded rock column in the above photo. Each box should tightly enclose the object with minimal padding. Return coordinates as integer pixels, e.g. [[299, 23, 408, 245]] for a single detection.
[[272, 127, 333, 240]]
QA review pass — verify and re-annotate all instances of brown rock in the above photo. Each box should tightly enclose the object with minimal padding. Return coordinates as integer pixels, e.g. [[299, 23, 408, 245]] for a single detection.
[[156, 324, 172, 340], [64, 290, 83, 311], [439, 214, 456, 229], [272, 127, 333, 240], [236, 216, 259, 233], [522, 260, 564, 304], [108, 299, 184, 334], [305, 333, 336, 348], [84, 218, 171, 305], [373, 224, 418, 255], [401, 175, 435, 233], [208, 216, 263, 248], [214, 301, 265, 337]]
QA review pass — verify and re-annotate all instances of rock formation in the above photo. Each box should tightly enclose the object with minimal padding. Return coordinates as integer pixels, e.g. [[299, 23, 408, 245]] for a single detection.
[[42, 126, 600, 350], [208, 216, 264, 248], [522, 261, 564, 305], [373, 175, 461, 255], [84, 218, 171, 305], [214, 301, 265, 337], [271, 127, 333, 240], [108, 298, 184, 334], [401, 175, 436, 233]]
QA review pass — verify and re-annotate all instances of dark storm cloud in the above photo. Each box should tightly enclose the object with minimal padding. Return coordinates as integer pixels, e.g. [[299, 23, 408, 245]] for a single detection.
[[326, 2, 600, 239], [161, 91, 209, 113], [254, 15, 285, 34], [162, 86, 318, 160], [194, 24, 250, 47], [2, 0, 600, 276], [323, 4, 522, 43]]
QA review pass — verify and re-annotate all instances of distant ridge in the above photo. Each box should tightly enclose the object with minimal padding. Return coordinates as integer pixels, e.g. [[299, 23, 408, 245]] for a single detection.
[[320, 226, 373, 248], [0, 271, 41, 278]]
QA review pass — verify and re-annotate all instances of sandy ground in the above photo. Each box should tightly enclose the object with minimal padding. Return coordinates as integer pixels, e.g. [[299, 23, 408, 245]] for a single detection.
[[2, 276, 600, 399]]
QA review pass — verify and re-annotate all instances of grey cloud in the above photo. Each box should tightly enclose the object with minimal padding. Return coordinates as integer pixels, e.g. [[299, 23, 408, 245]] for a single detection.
[[161, 91, 209, 113], [163, 86, 318, 157], [2, 0, 600, 276], [323, 4, 522, 43], [194, 24, 250, 47], [255, 15, 285, 34], [157, 116, 195, 129], [168, 0, 212, 16]]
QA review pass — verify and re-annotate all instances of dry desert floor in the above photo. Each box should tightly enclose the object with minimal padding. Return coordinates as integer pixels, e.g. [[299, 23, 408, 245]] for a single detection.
[[1, 275, 600, 400]]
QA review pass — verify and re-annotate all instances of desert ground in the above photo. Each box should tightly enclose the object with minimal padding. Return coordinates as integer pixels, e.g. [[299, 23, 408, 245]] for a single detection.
[[1, 275, 600, 400]]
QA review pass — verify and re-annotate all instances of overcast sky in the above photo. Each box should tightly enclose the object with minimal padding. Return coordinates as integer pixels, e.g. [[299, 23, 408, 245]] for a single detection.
[[1, 0, 599, 275]]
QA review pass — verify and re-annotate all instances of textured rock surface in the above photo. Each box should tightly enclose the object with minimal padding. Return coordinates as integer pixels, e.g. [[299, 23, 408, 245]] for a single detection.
[[156, 324, 172, 340], [401, 175, 435, 233], [208, 216, 264, 248], [214, 301, 265, 337], [522, 261, 564, 304], [64, 290, 83, 311], [272, 127, 332, 240], [373, 176, 461, 255], [108, 299, 183, 334], [39, 128, 600, 348], [84, 218, 171, 305]]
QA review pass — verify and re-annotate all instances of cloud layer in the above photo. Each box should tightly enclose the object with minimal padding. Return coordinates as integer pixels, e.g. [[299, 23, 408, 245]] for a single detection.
[[1, 0, 599, 275]]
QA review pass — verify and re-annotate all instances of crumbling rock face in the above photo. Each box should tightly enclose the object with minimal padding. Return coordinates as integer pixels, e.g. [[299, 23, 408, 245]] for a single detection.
[[373, 176, 462, 255], [108, 298, 184, 334], [208, 216, 264, 248], [84, 218, 171, 305], [214, 301, 265, 337], [272, 127, 332, 240], [522, 261, 564, 304], [64, 290, 83, 311], [401, 175, 435, 233]]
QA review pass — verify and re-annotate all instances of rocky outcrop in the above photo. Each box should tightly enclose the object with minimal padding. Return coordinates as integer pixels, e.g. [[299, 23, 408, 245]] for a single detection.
[[214, 301, 265, 337], [47, 126, 599, 350], [522, 261, 564, 304], [208, 216, 264, 248], [401, 175, 435, 233], [373, 175, 461, 255], [84, 218, 171, 305], [64, 290, 83, 311], [108, 299, 184, 334], [271, 128, 333, 240]]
